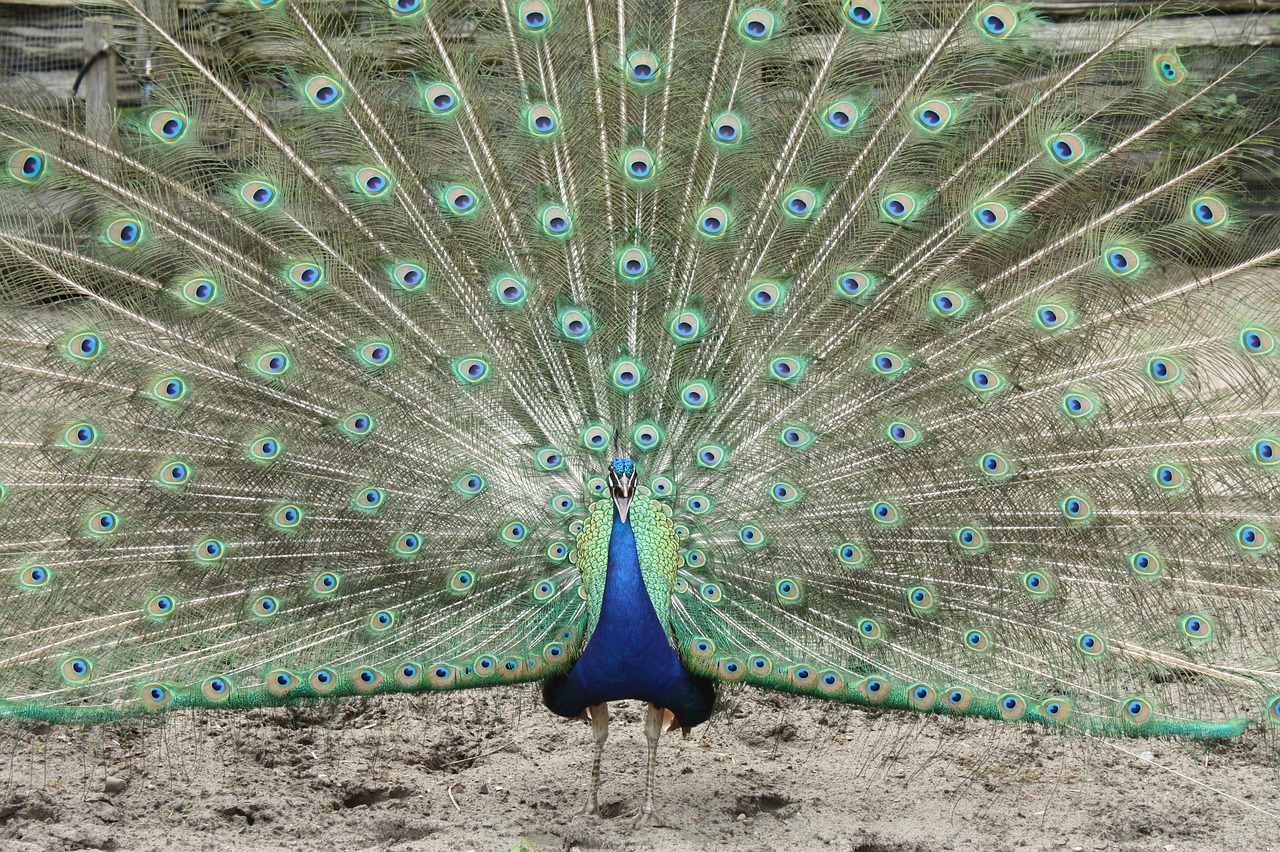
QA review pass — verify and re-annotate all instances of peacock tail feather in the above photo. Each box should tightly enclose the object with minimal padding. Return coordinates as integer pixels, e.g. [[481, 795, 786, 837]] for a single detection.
[[0, 0, 1278, 755]]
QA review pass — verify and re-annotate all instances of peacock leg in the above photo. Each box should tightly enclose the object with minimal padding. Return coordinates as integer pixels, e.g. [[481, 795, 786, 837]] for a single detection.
[[579, 702, 609, 816], [633, 702, 665, 827]]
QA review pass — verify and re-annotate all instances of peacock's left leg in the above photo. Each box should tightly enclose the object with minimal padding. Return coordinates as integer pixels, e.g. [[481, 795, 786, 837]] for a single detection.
[[579, 702, 609, 816], [633, 702, 666, 827]]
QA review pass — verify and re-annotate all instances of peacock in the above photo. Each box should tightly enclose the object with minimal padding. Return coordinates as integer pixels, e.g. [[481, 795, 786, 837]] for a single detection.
[[1, 0, 1278, 828]]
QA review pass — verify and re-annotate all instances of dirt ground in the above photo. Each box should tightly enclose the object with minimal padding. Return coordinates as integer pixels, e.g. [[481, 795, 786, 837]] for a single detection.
[[2, 687, 1278, 851]]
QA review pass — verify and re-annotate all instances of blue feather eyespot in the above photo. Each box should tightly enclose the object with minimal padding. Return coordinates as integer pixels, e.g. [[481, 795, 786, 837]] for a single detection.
[[8, 148, 47, 182], [1075, 632, 1106, 657], [106, 218, 143, 248], [87, 511, 118, 535], [650, 476, 673, 496], [1252, 439, 1277, 466], [955, 526, 985, 551], [1235, 523, 1269, 553], [180, 277, 219, 304], [253, 349, 291, 377], [747, 655, 771, 676], [626, 51, 659, 84], [857, 619, 883, 640], [1267, 697, 1280, 725], [1045, 132, 1086, 165], [353, 667, 385, 693], [769, 482, 801, 505], [871, 350, 906, 376], [447, 568, 477, 595], [711, 113, 743, 145], [252, 595, 281, 618], [1146, 355, 1180, 385], [453, 357, 490, 385], [788, 666, 816, 690], [962, 629, 990, 652], [581, 424, 611, 452], [997, 693, 1027, 720], [387, 0, 422, 18], [1060, 391, 1097, 419], [454, 472, 487, 496], [264, 665, 294, 695], [781, 189, 818, 220], [147, 109, 189, 142], [158, 460, 192, 486], [271, 503, 303, 530], [240, 181, 276, 210], [339, 412, 374, 439], [1035, 303, 1070, 331], [690, 638, 716, 659], [906, 586, 936, 613], [978, 451, 1011, 479], [146, 594, 175, 618], [696, 443, 727, 469], [18, 564, 52, 590], [474, 656, 498, 676], [141, 684, 173, 710], [424, 83, 460, 115], [526, 104, 559, 137], [1240, 327, 1275, 355], [559, 307, 593, 341], [498, 658, 525, 680], [517, 1, 553, 32], [546, 541, 569, 563], [248, 435, 282, 462], [64, 332, 102, 362], [587, 476, 608, 496], [194, 538, 225, 562], [492, 274, 527, 306], [248, 0, 280, 9], [685, 494, 711, 514], [823, 100, 858, 134], [668, 310, 704, 342], [623, 148, 655, 182], [541, 204, 573, 236], [859, 676, 890, 703], [971, 201, 1009, 231], [697, 206, 730, 238], [152, 375, 187, 402], [887, 421, 922, 447], [1038, 697, 1072, 723], [738, 525, 765, 548], [870, 501, 899, 524], [699, 583, 725, 605], [739, 8, 774, 41], [835, 271, 875, 300], [1020, 571, 1052, 598], [632, 422, 663, 450], [781, 425, 815, 449], [550, 493, 576, 515], [354, 167, 391, 197], [287, 261, 324, 290], [930, 290, 967, 318], [684, 549, 705, 567], [906, 685, 936, 711], [445, 184, 481, 215], [966, 367, 1003, 394], [532, 579, 556, 601], [201, 676, 231, 702], [354, 486, 385, 511], [1061, 495, 1093, 522], [610, 358, 646, 393], [769, 355, 806, 382], [501, 521, 527, 544], [1104, 246, 1140, 276], [357, 340, 394, 369], [1153, 52, 1186, 85], [680, 380, 714, 412], [1189, 195, 1227, 228], [1152, 463, 1187, 491], [673, 577, 690, 594], [717, 658, 746, 681], [913, 99, 952, 132], [618, 247, 650, 280], [312, 572, 341, 595], [748, 282, 785, 311], [395, 532, 421, 555], [1121, 697, 1153, 725], [1128, 550, 1162, 579], [304, 76, 343, 109], [309, 668, 337, 693], [842, 0, 880, 29], [976, 3, 1017, 38], [880, 192, 917, 221], [943, 687, 973, 713], [396, 662, 423, 687], [64, 422, 98, 449], [836, 542, 864, 566]]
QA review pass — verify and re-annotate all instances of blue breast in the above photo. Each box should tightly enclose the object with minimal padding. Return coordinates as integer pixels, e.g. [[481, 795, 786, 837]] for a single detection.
[[542, 510, 715, 726]]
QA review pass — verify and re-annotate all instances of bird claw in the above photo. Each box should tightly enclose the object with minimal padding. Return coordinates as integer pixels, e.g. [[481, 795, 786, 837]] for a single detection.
[[632, 806, 664, 828]]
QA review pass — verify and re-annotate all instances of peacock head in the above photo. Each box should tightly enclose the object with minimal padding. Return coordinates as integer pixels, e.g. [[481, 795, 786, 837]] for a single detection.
[[608, 455, 637, 522]]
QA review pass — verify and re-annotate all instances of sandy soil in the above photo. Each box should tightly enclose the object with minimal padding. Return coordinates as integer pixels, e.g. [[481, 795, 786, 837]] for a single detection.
[[2, 687, 1278, 851]]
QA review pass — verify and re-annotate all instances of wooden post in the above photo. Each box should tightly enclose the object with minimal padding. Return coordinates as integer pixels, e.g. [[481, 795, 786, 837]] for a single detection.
[[82, 16, 116, 154]]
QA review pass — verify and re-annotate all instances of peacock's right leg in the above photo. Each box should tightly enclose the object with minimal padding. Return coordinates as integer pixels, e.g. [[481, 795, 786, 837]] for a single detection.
[[632, 702, 665, 827], [579, 702, 609, 816]]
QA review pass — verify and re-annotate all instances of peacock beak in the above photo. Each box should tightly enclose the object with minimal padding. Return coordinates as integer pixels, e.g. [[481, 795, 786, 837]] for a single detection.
[[609, 470, 636, 523]]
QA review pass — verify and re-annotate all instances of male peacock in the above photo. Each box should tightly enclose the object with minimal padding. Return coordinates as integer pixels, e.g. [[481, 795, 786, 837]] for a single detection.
[[1, 0, 1278, 828]]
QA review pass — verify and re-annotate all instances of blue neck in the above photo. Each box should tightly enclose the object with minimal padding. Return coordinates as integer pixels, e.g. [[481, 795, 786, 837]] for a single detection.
[[542, 510, 714, 726]]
